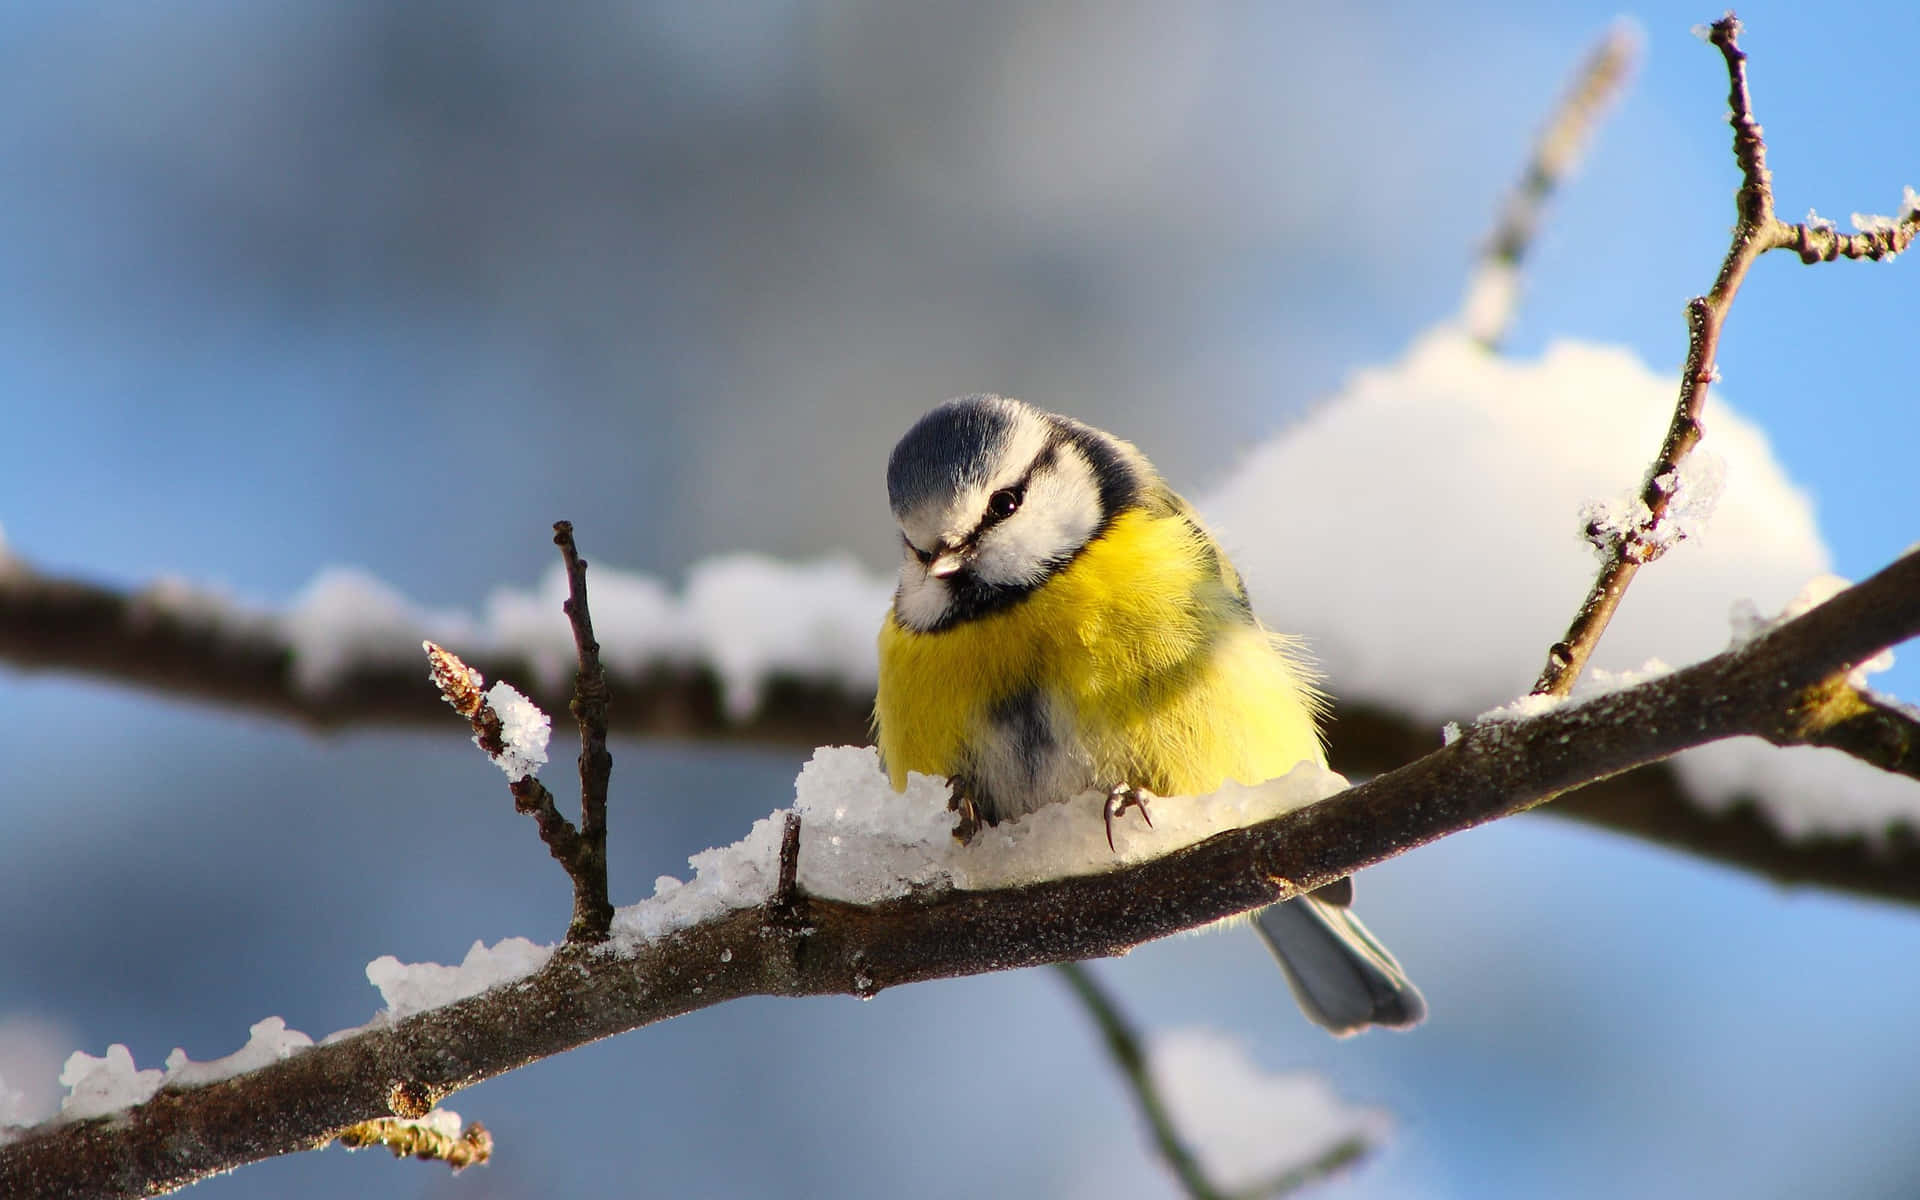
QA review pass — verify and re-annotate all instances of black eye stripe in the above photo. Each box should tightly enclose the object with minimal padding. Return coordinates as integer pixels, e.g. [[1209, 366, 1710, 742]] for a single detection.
[[903, 534, 933, 565], [977, 442, 1057, 528]]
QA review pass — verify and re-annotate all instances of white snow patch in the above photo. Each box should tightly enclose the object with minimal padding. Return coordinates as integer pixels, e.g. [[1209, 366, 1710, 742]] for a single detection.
[[282, 567, 478, 692], [1147, 1028, 1385, 1190], [1580, 658, 1676, 694], [483, 681, 551, 779], [609, 810, 794, 945], [483, 563, 680, 694], [58, 1045, 162, 1119], [1473, 691, 1567, 726], [281, 553, 891, 718], [489, 555, 893, 717], [795, 746, 1341, 897], [161, 1017, 314, 1089], [681, 554, 894, 720], [608, 746, 1345, 953], [0, 1016, 74, 1132], [366, 937, 554, 1021], [1198, 330, 1919, 841], [411, 1107, 466, 1139], [1728, 574, 1895, 687], [1203, 330, 1827, 724], [1676, 740, 1920, 840]]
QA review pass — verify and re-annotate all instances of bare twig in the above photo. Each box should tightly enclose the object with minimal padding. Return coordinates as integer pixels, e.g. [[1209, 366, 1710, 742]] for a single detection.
[[334, 1114, 491, 1172], [554, 521, 614, 941], [774, 811, 804, 912], [1465, 21, 1639, 349], [1532, 13, 1918, 699], [1235, 1138, 1370, 1200], [1055, 961, 1232, 1200], [1058, 962, 1367, 1199], [421, 525, 619, 944], [4, 548, 1917, 1198]]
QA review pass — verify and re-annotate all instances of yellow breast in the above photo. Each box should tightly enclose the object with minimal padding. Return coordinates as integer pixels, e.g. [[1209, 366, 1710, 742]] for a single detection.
[[874, 508, 1324, 800]]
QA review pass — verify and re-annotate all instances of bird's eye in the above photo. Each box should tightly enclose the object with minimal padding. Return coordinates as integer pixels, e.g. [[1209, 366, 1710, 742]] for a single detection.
[[986, 486, 1023, 520], [904, 536, 933, 565]]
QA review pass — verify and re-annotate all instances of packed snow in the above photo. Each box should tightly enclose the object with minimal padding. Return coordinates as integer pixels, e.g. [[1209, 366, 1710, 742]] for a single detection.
[[365, 937, 554, 1021], [608, 746, 1344, 952], [160, 1017, 314, 1089], [1147, 1028, 1385, 1190], [58, 1045, 162, 1119], [36, 1018, 323, 1124]]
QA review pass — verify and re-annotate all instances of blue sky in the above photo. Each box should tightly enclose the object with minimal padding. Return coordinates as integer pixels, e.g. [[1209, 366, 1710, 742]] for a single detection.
[[2, 4, 1916, 1198]]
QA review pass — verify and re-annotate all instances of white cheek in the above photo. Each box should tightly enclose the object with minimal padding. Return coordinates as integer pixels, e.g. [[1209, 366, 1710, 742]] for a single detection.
[[971, 469, 1101, 586], [893, 567, 953, 632]]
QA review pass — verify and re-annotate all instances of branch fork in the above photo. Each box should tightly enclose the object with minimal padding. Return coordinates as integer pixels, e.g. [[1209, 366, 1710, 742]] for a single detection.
[[424, 521, 614, 944], [1532, 12, 1919, 700]]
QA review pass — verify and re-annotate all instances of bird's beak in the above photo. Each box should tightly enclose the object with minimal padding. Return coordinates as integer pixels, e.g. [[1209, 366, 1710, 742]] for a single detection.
[[928, 550, 966, 579]]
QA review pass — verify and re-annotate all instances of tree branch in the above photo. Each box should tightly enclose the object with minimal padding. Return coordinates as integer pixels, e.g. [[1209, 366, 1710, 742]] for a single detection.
[[0, 554, 871, 743], [1464, 21, 1638, 350], [553, 521, 614, 940], [1532, 13, 1918, 699], [421, 526, 617, 943], [5, 547, 1917, 1198], [6, 545, 1920, 907]]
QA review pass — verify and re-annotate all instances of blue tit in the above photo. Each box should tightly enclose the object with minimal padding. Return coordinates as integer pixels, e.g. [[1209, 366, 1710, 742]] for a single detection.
[[874, 394, 1424, 1035]]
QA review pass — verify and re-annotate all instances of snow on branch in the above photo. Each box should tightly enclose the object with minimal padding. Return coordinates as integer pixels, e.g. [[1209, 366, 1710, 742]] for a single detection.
[[1057, 962, 1376, 1200], [5, 546, 1918, 1197]]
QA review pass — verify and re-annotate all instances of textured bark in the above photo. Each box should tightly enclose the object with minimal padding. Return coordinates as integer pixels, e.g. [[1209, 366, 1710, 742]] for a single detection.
[[5, 549, 1917, 1197]]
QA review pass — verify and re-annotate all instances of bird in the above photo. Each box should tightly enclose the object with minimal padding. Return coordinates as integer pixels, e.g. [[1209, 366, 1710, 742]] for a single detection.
[[872, 394, 1424, 1035]]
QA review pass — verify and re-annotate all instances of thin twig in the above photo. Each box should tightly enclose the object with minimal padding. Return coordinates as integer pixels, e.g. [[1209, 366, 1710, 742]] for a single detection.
[[554, 521, 615, 941], [1533, 13, 1917, 698], [1465, 21, 1639, 350], [422, 639, 603, 937], [1055, 961, 1230, 1200], [1233, 1137, 1369, 1200], [774, 812, 804, 912], [8, 547, 1916, 1198]]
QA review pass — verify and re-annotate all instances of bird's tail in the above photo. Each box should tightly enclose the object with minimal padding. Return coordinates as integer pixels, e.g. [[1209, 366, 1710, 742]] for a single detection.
[[1252, 895, 1425, 1036]]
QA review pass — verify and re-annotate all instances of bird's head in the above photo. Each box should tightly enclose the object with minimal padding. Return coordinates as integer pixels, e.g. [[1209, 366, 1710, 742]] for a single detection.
[[885, 394, 1146, 631]]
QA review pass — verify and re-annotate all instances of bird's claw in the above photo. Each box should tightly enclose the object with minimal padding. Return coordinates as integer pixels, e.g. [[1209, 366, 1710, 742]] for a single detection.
[[1104, 783, 1155, 852], [947, 778, 984, 844]]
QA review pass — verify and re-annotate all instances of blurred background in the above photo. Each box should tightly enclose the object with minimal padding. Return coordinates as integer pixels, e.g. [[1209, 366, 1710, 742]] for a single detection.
[[3, 2, 1919, 1197]]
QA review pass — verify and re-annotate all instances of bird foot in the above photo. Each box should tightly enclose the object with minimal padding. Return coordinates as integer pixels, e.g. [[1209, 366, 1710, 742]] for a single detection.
[[947, 778, 984, 844], [1104, 783, 1155, 851]]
